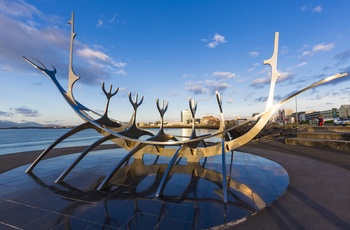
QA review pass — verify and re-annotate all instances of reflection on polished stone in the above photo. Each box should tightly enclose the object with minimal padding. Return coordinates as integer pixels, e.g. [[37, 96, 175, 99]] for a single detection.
[[0, 149, 289, 229]]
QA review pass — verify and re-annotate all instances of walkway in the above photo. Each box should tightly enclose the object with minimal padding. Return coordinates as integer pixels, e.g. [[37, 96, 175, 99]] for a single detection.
[[216, 139, 350, 229]]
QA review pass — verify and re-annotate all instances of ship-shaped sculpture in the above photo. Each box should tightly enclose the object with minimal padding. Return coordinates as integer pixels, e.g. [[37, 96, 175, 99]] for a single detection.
[[23, 12, 348, 203]]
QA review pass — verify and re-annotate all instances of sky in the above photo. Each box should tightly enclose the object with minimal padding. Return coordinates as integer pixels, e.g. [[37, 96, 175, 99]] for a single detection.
[[0, 0, 350, 126]]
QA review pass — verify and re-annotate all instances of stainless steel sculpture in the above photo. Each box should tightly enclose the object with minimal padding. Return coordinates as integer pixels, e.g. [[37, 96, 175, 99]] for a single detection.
[[23, 12, 348, 203]]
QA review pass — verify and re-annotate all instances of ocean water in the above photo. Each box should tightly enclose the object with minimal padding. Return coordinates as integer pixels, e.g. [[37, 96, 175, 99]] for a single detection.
[[0, 128, 220, 155], [0, 128, 105, 155]]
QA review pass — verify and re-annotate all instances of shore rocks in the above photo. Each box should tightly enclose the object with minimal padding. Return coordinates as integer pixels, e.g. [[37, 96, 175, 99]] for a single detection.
[[229, 124, 300, 142]]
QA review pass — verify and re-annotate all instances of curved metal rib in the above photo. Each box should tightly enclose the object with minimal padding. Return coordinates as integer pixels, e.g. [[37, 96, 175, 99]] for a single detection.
[[26, 122, 98, 173], [155, 145, 187, 197], [221, 138, 228, 203], [215, 91, 228, 203], [97, 143, 146, 190], [55, 134, 116, 183]]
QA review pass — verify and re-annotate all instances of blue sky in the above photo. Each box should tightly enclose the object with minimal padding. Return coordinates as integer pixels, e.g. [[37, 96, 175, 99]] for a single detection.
[[0, 0, 350, 125]]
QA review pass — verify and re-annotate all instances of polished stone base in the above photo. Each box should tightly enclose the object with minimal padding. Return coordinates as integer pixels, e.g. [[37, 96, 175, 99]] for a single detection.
[[0, 149, 289, 229]]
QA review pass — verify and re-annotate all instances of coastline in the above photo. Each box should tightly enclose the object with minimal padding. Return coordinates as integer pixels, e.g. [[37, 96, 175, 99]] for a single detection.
[[0, 143, 117, 174]]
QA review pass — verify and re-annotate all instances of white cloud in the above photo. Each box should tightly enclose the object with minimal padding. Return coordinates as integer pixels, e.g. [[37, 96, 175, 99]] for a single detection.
[[0, 111, 14, 117], [185, 81, 207, 95], [313, 6, 323, 13], [76, 47, 127, 70], [280, 46, 289, 55], [96, 19, 103, 27], [205, 80, 230, 94], [247, 67, 255, 72], [250, 77, 270, 88], [226, 98, 235, 104], [297, 62, 307, 68], [0, 0, 43, 18], [248, 62, 260, 72], [0, 0, 128, 86], [206, 33, 227, 48], [96, 14, 120, 28], [77, 47, 109, 61], [182, 73, 194, 79], [249, 51, 259, 57], [15, 106, 39, 117], [301, 43, 334, 57], [185, 79, 231, 95], [213, 71, 236, 79], [250, 71, 293, 89], [109, 14, 118, 23], [301, 5, 323, 13], [314, 43, 333, 52], [278, 72, 293, 82]]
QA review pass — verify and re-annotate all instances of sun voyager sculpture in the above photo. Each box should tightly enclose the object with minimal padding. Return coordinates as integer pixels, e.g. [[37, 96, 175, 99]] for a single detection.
[[23, 12, 348, 204]]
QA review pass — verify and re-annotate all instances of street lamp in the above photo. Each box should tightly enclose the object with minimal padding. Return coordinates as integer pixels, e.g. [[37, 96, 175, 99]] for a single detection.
[[295, 96, 298, 126]]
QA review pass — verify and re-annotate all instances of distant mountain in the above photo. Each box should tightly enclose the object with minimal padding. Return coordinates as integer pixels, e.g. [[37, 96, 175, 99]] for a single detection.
[[0, 120, 45, 128]]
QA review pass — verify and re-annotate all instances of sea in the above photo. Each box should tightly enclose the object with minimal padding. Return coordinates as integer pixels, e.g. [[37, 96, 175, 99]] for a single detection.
[[0, 128, 219, 155]]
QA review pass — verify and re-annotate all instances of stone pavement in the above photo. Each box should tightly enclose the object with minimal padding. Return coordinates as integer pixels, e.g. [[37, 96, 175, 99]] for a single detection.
[[1, 140, 350, 229], [215, 139, 350, 230]]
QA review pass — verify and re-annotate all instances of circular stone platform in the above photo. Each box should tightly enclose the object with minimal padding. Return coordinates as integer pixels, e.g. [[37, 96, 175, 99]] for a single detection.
[[0, 149, 289, 229]]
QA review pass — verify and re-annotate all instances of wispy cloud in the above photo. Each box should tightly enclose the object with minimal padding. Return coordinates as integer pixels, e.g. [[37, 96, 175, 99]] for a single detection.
[[280, 46, 289, 55], [297, 62, 307, 68], [301, 5, 323, 13], [206, 33, 226, 48], [334, 50, 350, 66], [77, 47, 126, 69], [205, 80, 230, 94], [185, 79, 230, 95], [185, 81, 207, 95], [255, 93, 290, 103], [213, 71, 236, 79], [249, 51, 259, 57], [247, 63, 259, 72], [226, 98, 235, 104], [301, 43, 334, 57], [182, 73, 194, 79], [96, 19, 103, 27], [0, 111, 13, 117], [0, 0, 43, 19], [96, 14, 120, 28], [14, 106, 39, 117], [250, 72, 294, 89]]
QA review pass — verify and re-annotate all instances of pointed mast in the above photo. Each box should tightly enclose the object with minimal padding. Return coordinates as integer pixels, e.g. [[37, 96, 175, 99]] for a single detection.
[[264, 32, 280, 110], [67, 12, 80, 102]]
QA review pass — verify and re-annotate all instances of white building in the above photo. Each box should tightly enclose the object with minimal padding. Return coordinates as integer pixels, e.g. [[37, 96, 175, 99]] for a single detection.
[[278, 109, 294, 124], [339, 105, 350, 119], [320, 108, 338, 121], [181, 110, 192, 124]]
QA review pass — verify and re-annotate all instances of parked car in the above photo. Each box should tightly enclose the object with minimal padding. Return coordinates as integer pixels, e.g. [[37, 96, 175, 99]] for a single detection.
[[333, 118, 350, 126], [343, 119, 350, 126]]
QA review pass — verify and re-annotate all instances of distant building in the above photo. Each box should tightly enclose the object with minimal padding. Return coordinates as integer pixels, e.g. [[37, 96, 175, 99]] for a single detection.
[[320, 108, 338, 121], [201, 116, 219, 126], [292, 111, 305, 122], [278, 109, 294, 124], [181, 110, 192, 124], [339, 105, 350, 119], [305, 111, 320, 123]]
